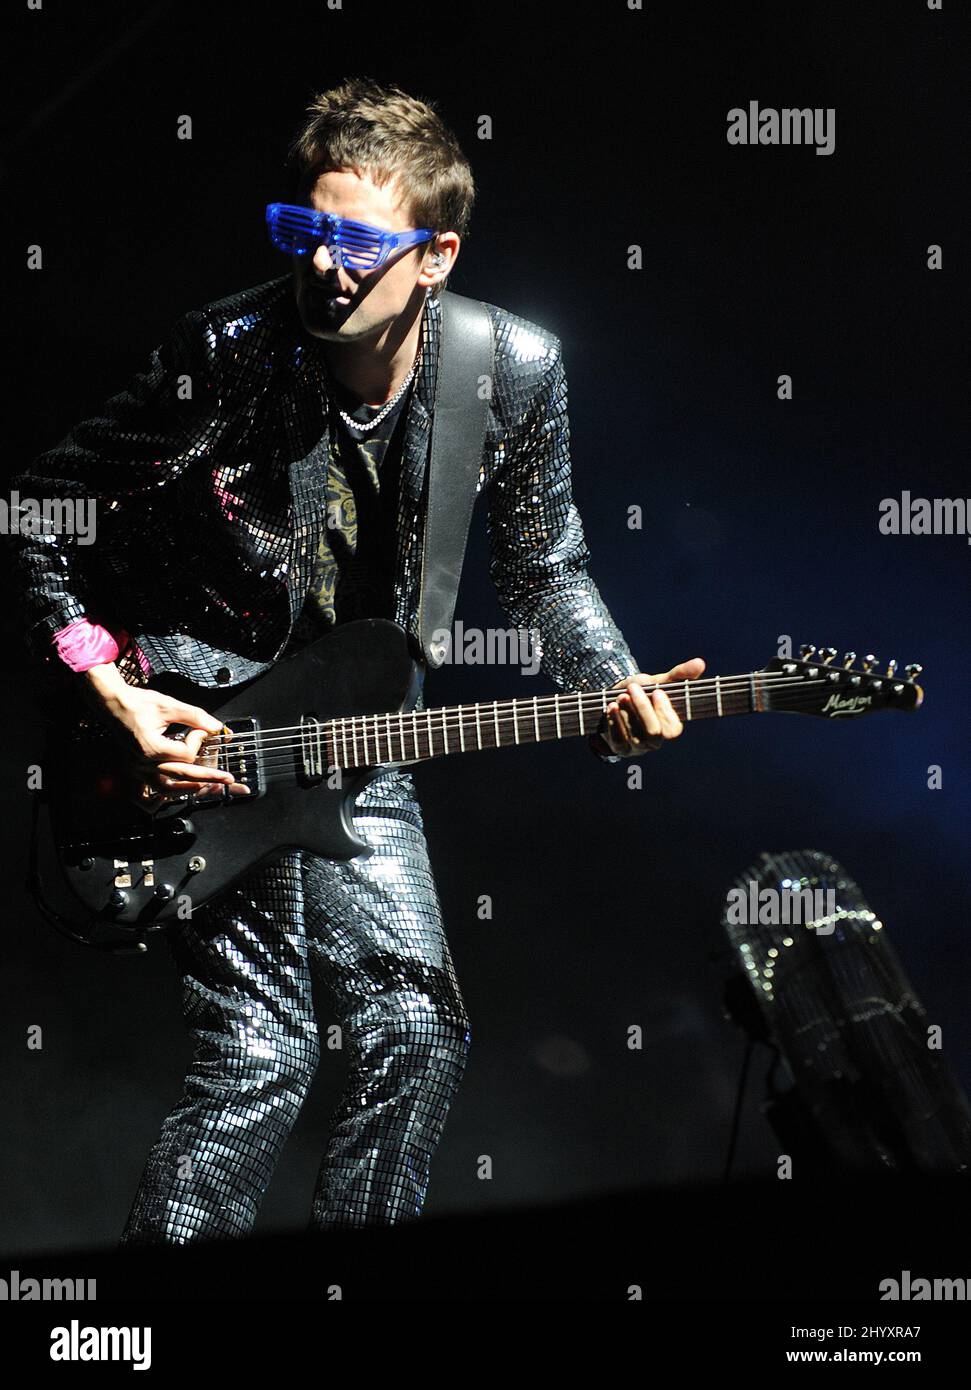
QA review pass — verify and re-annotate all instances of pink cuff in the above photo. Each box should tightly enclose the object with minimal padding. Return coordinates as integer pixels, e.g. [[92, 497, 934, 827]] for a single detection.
[[52, 618, 130, 673]]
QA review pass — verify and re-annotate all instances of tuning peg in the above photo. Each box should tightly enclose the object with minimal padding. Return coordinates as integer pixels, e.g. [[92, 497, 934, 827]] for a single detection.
[[819, 647, 837, 664], [904, 663, 923, 682], [842, 652, 856, 668], [799, 644, 816, 660], [860, 654, 877, 672], [886, 659, 897, 678]]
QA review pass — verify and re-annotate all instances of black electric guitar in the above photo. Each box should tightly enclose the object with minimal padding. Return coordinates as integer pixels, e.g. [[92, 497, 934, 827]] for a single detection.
[[31, 619, 923, 947]]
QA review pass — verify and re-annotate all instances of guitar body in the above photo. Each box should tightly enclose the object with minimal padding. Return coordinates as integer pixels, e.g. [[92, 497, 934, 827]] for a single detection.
[[30, 618, 923, 950], [35, 619, 423, 937]]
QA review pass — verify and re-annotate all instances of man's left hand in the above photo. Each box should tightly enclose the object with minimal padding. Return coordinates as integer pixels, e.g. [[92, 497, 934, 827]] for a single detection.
[[596, 658, 706, 756]]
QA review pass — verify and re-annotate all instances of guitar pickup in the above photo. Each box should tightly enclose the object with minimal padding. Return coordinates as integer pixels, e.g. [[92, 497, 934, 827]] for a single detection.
[[191, 718, 264, 804], [299, 714, 328, 785]]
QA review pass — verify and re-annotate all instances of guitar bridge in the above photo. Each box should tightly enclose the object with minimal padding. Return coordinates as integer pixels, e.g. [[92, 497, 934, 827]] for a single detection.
[[192, 718, 265, 803]]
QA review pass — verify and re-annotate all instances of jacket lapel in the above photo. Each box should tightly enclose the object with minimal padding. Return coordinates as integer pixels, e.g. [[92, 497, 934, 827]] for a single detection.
[[396, 291, 439, 529], [279, 349, 331, 627], [391, 292, 440, 633]]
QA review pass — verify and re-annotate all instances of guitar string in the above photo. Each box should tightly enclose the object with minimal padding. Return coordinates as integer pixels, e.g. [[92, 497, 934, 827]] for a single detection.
[[192, 678, 899, 770], [166, 687, 884, 800], [201, 668, 835, 737], [193, 671, 884, 754], [193, 678, 833, 765], [166, 686, 884, 791]]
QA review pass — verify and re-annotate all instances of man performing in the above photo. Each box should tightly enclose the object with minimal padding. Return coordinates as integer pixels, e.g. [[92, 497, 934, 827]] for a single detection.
[[9, 78, 704, 1241]]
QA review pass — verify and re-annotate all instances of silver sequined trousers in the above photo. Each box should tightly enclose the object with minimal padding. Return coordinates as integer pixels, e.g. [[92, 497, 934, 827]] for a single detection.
[[119, 767, 469, 1243]]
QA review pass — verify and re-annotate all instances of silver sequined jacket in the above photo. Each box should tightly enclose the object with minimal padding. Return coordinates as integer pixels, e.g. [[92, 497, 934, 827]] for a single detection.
[[10, 276, 640, 694]]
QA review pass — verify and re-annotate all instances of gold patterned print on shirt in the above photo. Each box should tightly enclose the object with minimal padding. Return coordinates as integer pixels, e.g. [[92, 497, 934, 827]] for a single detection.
[[305, 416, 394, 628]]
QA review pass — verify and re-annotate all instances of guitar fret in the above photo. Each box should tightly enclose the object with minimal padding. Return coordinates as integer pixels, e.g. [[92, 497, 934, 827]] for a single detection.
[[319, 669, 778, 772]]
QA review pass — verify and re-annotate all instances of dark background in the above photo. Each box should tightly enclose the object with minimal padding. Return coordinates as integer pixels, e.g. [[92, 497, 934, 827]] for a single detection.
[[1, 0, 967, 1253]]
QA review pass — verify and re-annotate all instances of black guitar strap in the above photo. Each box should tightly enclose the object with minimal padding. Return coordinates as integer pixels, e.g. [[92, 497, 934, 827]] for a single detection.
[[417, 290, 495, 668]]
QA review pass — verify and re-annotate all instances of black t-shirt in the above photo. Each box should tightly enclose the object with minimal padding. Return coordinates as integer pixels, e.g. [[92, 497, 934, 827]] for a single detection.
[[287, 375, 413, 650]]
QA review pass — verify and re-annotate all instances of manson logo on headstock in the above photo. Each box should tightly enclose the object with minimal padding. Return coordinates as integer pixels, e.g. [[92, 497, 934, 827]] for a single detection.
[[822, 691, 873, 717]]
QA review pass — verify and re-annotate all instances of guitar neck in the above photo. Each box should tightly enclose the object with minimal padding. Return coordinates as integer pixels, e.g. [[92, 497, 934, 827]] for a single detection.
[[324, 672, 766, 770]]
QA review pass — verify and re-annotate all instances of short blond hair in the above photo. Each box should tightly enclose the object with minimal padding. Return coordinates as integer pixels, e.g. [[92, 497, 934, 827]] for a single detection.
[[287, 77, 475, 297]]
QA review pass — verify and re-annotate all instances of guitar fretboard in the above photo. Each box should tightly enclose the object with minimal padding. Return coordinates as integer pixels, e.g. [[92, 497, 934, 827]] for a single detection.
[[316, 674, 764, 770]]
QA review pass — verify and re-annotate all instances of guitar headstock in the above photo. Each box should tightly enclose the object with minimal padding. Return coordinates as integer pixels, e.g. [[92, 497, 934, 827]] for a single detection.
[[760, 647, 924, 719]]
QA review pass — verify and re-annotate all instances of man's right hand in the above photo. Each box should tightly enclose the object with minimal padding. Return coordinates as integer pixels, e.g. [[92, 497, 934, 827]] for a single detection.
[[83, 661, 250, 806]]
